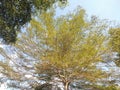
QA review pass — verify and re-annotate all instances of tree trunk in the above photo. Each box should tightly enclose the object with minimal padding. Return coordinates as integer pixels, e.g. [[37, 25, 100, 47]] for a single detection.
[[64, 82, 70, 90]]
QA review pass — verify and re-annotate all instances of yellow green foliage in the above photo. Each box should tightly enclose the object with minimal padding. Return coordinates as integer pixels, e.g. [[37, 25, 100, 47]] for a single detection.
[[93, 85, 118, 90], [16, 8, 108, 90], [109, 28, 120, 53], [109, 28, 120, 66]]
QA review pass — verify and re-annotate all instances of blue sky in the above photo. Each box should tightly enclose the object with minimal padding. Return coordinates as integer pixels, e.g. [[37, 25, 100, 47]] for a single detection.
[[56, 0, 120, 22]]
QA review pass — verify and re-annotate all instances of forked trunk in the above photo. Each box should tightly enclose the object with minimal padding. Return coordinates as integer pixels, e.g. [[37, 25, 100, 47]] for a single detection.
[[64, 82, 70, 90]]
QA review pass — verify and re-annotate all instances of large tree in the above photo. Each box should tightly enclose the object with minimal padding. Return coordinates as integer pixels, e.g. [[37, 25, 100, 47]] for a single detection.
[[0, 0, 67, 43], [15, 8, 109, 90]]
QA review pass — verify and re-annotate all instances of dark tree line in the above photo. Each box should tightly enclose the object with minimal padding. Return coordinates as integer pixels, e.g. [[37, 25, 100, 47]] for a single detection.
[[0, 0, 67, 43]]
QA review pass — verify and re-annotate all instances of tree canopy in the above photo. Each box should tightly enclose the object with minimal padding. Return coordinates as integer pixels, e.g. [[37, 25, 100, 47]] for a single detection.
[[1, 2, 119, 89], [0, 0, 67, 43], [14, 8, 109, 90]]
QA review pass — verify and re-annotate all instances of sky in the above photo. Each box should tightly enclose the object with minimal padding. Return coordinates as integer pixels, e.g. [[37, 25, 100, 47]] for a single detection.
[[56, 0, 120, 23]]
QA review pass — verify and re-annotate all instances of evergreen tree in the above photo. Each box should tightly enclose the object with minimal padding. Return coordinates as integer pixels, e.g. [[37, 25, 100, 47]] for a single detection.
[[0, 0, 67, 43]]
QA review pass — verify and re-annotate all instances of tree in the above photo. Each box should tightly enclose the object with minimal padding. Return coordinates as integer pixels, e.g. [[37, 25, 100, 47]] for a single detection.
[[109, 28, 120, 66], [15, 8, 108, 90], [0, 46, 48, 89], [0, 0, 67, 43], [0, 45, 38, 89]]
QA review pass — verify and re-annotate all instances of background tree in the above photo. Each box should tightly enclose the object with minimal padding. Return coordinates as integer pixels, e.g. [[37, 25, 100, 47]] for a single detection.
[[15, 8, 109, 90], [109, 28, 120, 66], [0, 0, 67, 43]]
